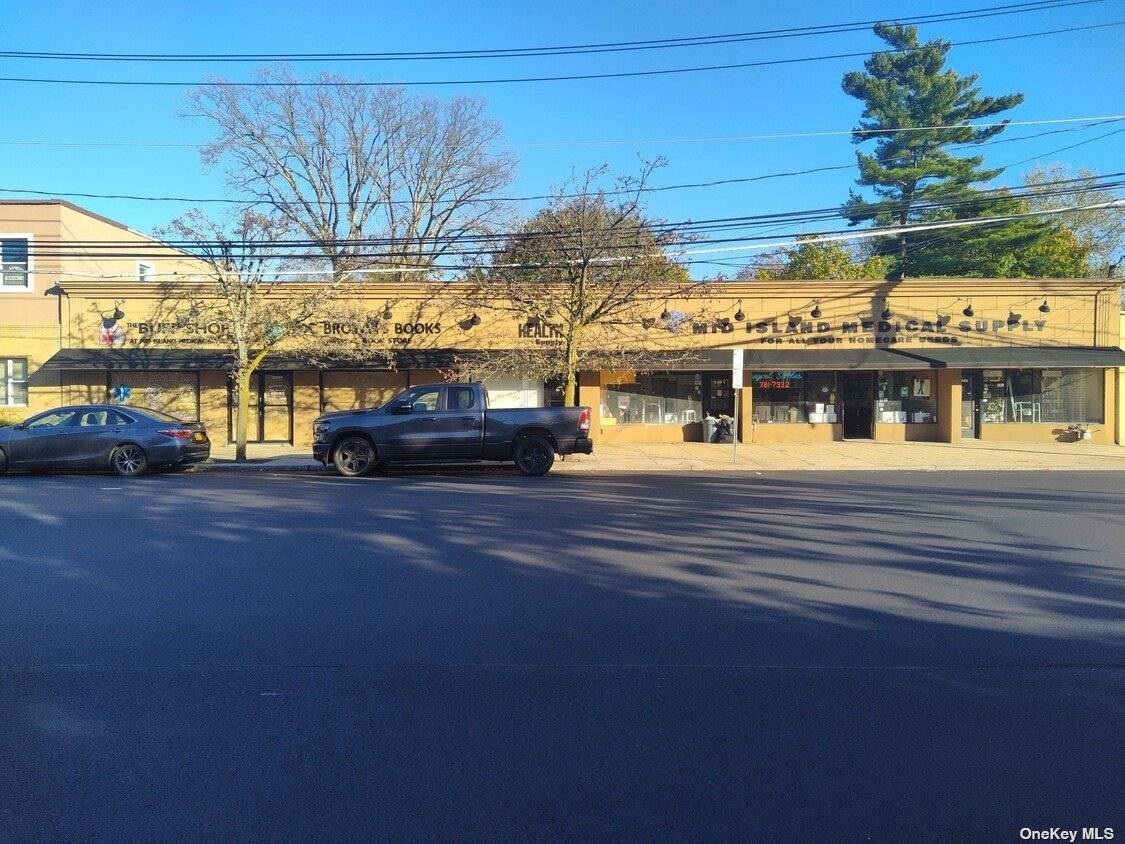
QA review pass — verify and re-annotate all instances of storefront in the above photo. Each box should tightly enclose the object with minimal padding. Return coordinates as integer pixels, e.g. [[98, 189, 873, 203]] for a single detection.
[[6, 277, 1125, 449]]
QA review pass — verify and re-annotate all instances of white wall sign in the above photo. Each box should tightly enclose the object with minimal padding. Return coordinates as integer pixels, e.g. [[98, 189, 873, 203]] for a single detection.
[[731, 348, 744, 389]]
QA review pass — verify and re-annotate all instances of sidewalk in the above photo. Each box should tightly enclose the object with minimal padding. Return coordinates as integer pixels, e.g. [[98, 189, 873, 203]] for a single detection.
[[204, 439, 1125, 473]]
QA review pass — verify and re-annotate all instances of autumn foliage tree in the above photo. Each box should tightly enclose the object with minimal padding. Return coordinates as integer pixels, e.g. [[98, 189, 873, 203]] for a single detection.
[[159, 209, 391, 461], [460, 163, 704, 405]]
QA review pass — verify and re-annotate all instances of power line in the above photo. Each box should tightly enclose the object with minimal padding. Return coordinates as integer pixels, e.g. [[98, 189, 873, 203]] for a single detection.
[[516, 114, 1125, 148], [2, 114, 1119, 151], [0, 22, 1119, 87], [1, 1, 1100, 62], [20, 178, 1123, 260], [1000, 126, 1125, 166], [35, 200, 1124, 277], [3, 119, 1121, 209]]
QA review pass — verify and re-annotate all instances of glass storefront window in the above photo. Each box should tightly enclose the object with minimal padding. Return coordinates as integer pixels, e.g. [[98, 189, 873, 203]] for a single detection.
[[752, 371, 838, 424], [876, 372, 937, 423], [603, 373, 703, 425], [110, 371, 199, 420], [981, 368, 1103, 423]]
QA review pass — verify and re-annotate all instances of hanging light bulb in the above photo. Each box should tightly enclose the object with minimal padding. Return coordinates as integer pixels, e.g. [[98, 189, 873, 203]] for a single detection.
[[880, 300, 893, 320], [1007, 310, 1021, 326], [382, 304, 393, 320], [937, 312, 951, 327], [660, 305, 670, 321], [733, 300, 745, 322], [544, 305, 556, 319], [1039, 299, 1051, 314], [470, 313, 481, 326], [811, 301, 822, 319], [787, 313, 800, 328], [963, 302, 974, 317]]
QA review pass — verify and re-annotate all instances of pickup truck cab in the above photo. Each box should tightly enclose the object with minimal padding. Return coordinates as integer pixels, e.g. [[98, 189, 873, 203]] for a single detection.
[[312, 382, 593, 476]]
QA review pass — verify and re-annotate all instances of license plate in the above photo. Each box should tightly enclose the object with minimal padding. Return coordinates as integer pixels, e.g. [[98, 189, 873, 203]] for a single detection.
[[192, 432, 206, 443]]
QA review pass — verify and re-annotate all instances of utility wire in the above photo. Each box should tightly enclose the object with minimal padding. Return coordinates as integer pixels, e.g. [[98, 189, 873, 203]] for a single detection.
[[22, 180, 1124, 259], [1, 0, 1100, 62], [0, 22, 1119, 87], [4, 119, 1121, 208], [21, 178, 1123, 259], [35, 200, 1124, 276], [2, 114, 1119, 150]]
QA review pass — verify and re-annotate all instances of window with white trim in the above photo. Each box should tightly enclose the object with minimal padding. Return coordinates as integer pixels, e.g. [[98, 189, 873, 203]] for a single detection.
[[1, 238, 30, 289], [137, 261, 154, 282], [2, 358, 29, 406]]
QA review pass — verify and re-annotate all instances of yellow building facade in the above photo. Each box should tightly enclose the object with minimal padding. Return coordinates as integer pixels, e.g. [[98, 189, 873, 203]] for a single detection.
[[3, 201, 1123, 449]]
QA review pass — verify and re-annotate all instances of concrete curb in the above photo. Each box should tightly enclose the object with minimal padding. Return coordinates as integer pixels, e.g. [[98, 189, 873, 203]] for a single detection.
[[197, 461, 324, 472]]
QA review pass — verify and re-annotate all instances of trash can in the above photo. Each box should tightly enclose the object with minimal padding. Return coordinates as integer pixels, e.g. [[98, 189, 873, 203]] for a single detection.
[[713, 415, 734, 444], [703, 415, 718, 443]]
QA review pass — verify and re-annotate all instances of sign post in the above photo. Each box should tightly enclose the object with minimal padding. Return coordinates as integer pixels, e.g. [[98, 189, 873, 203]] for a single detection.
[[731, 349, 743, 465]]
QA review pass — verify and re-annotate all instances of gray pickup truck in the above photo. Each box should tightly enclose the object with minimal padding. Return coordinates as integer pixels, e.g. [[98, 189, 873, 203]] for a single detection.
[[312, 381, 593, 476]]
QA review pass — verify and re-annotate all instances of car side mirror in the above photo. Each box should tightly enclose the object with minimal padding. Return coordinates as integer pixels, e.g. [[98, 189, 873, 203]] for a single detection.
[[390, 402, 413, 415], [11, 423, 24, 431]]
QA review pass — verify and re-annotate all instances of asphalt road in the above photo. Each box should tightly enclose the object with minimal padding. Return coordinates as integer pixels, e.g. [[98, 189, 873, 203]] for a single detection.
[[1, 469, 1122, 841]]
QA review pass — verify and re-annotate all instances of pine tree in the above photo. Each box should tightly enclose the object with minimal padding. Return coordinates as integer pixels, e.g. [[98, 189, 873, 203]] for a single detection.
[[841, 23, 1024, 278]]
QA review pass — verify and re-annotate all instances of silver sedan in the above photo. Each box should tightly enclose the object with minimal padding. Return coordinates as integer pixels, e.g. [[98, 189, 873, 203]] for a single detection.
[[0, 405, 210, 477]]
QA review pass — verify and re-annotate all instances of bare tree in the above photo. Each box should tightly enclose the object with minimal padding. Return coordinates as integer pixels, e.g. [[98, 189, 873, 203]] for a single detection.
[[458, 163, 707, 405], [158, 209, 392, 461], [1024, 165, 1124, 277], [188, 68, 517, 277]]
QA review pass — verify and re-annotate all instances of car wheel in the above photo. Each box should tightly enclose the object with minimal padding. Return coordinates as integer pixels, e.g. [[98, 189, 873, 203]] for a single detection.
[[110, 444, 148, 477], [333, 437, 377, 477], [514, 435, 555, 477]]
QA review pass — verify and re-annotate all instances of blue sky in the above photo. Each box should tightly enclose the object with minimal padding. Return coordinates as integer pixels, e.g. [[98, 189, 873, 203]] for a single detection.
[[2, 0, 1122, 274]]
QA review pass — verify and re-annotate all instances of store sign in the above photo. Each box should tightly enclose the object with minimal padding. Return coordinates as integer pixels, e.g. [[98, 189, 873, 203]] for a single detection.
[[694, 316, 1050, 347], [752, 371, 803, 390]]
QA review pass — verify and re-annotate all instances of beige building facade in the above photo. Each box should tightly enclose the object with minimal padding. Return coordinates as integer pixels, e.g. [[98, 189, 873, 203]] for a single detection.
[[3, 201, 1123, 450]]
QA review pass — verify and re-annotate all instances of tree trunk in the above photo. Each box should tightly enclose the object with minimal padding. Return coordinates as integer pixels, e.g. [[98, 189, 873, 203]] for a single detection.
[[234, 368, 252, 463], [563, 333, 580, 406]]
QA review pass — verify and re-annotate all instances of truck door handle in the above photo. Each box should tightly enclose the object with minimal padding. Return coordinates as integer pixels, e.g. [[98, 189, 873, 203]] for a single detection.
[[419, 416, 437, 422], [461, 416, 479, 424]]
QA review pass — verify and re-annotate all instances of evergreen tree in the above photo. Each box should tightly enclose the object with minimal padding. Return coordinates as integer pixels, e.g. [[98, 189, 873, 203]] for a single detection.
[[841, 23, 1025, 278]]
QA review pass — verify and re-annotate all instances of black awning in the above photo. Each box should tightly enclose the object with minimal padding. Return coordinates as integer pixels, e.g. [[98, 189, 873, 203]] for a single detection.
[[740, 345, 1125, 370], [641, 345, 1125, 371], [37, 347, 467, 372]]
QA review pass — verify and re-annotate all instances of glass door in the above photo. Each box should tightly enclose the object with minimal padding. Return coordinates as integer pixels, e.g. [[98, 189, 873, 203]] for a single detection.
[[702, 374, 734, 417], [960, 371, 981, 439], [259, 373, 293, 442], [229, 372, 293, 443], [838, 371, 874, 439]]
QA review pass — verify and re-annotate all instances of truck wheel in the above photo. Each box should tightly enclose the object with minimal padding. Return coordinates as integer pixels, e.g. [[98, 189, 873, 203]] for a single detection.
[[110, 444, 148, 477], [334, 437, 377, 477], [514, 435, 555, 476]]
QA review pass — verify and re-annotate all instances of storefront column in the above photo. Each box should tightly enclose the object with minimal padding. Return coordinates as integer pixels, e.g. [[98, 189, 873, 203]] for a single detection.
[[1102, 367, 1118, 446], [935, 368, 961, 444], [578, 371, 602, 440], [1116, 366, 1124, 446], [738, 385, 752, 443]]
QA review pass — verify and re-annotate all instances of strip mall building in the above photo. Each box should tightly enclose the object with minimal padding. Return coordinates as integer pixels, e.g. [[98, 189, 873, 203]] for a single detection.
[[3, 200, 1124, 448]]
